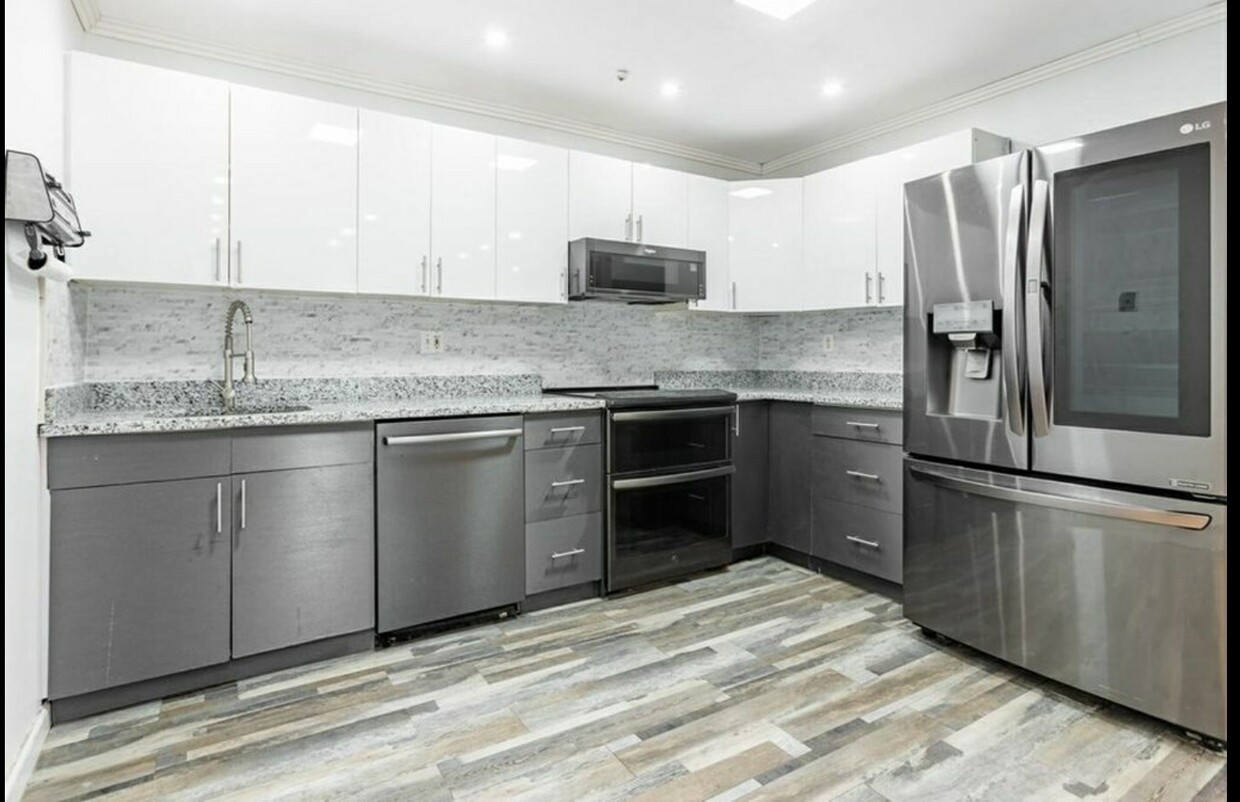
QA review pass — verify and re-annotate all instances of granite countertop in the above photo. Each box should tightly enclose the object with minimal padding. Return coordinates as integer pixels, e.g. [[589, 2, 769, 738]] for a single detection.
[[41, 370, 902, 437]]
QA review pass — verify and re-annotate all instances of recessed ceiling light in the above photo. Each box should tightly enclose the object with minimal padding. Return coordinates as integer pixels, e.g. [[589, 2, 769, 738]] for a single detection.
[[735, 0, 820, 21], [660, 81, 681, 99], [729, 187, 773, 199], [1041, 139, 1085, 154], [821, 80, 844, 97], [484, 28, 508, 48], [496, 154, 538, 172]]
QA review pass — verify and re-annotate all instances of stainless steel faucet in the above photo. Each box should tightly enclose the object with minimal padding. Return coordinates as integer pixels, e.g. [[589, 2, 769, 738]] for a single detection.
[[220, 300, 256, 410]]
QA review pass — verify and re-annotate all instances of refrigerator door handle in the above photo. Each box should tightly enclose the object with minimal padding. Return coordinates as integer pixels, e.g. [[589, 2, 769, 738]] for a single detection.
[[1001, 183, 1026, 436], [908, 464, 1212, 530], [1025, 179, 1051, 438]]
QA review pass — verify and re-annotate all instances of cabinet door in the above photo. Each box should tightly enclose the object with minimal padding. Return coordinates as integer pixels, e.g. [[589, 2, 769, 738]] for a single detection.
[[49, 477, 231, 698], [358, 109, 432, 296], [768, 403, 811, 554], [732, 402, 770, 548], [66, 54, 230, 286], [631, 164, 688, 246], [804, 161, 876, 310], [232, 464, 375, 658], [431, 125, 497, 300], [687, 175, 732, 311], [230, 86, 358, 292], [496, 137, 568, 303], [875, 132, 978, 309], [728, 179, 804, 312], [568, 151, 633, 241]]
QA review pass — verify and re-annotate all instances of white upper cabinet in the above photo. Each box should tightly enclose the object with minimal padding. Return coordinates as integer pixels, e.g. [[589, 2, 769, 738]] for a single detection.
[[66, 53, 230, 286], [230, 86, 358, 293], [631, 164, 688, 246], [686, 175, 732, 311], [804, 160, 877, 310], [568, 151, 633, 241], [728, 179, 804, 312], [430, 125, 497, 300], [496, 137, 568, 304], [357, 110, 432, 296]]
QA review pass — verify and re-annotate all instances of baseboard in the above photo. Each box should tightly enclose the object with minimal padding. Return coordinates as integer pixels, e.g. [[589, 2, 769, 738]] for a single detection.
[[5, 704, 49, 802], [766, 543, 902, 602]]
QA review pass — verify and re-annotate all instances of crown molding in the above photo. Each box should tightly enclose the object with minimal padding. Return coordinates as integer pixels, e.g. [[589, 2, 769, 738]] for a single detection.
[[67, 0, 101, 30], [78, 14, 764, 176], [761, 2, 1227, 174]]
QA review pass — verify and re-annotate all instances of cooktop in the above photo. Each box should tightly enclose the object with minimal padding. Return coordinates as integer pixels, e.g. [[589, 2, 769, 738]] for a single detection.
[[546, 386, 737, 409]]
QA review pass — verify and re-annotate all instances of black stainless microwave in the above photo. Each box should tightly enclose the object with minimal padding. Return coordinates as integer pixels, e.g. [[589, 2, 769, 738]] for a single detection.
[[568, 238, 706, 303]]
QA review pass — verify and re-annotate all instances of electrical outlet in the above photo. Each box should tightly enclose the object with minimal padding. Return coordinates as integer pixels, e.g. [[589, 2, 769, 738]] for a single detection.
[[420, 331, 444, 354], [822, 334, 835, 353]]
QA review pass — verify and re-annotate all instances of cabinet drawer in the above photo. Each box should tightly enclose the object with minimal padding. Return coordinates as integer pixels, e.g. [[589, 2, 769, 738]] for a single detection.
[[525, 444, 603, 522], [811, 406, 902, 445], [812, 498, 903, 583], [232, 424, 373, 473], [812, 437, 903, 514], [49, 432, 231, 489], [526, 513, 603, 595], [524, 412, 602, 450]]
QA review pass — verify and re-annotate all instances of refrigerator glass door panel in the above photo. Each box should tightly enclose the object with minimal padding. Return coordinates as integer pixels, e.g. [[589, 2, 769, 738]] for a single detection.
[[903, 151, 1028, 468], [904, 458, 1227, 742], [1030, 104, 1226, 495]]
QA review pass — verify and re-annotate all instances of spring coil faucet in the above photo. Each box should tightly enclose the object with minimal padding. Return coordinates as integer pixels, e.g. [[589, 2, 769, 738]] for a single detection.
[[220, 300, 256, 410]]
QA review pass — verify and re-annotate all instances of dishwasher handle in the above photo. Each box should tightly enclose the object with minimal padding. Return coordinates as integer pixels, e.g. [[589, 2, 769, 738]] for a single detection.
[[384, 428, 523, 446]]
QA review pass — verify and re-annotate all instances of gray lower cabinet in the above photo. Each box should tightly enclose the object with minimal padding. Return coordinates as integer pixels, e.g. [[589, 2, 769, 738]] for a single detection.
[[232, 464, 374, 658], [811, 497, 903, 583], [526, 513, 604, 595], [524, 444, 603, 522], [732, 401, 770, 548], [768, 402, 811, 553], [49, 477, 232, 699]]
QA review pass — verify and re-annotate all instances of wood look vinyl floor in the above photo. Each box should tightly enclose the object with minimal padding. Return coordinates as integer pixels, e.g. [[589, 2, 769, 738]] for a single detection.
[[27, 558, 1226, 801]]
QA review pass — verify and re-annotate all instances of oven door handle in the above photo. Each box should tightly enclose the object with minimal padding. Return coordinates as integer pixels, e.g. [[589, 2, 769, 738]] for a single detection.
[[612, 465, 735, 490], [611, 406, 734, 423]]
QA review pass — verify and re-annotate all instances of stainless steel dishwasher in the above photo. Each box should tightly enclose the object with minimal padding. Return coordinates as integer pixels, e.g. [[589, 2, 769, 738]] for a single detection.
[[376, 416, 525, 636]]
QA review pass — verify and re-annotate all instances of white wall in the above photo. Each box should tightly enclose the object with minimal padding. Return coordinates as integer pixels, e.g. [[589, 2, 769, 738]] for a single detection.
[[5, 0, 80, 776], [767, 20, 1227, 176]]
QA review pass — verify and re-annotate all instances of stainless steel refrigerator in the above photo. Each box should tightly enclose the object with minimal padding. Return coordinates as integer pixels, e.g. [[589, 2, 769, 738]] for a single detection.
[[902, 103, 1227, 746]]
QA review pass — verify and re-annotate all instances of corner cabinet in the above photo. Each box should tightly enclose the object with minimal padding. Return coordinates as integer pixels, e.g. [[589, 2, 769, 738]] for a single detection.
[[496, 138, 569, 303], [729, 179, 805, 312], [230, 86, 359, 293], [47, 426, 374, 703], [66, 53, 231, 286]]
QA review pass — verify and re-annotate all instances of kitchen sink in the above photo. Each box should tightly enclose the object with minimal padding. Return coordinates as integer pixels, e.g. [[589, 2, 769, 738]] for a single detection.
[[181, 404, 312, 417]]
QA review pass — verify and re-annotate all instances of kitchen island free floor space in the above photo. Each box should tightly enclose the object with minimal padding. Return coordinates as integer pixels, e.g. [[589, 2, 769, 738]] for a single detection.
[[27, 559, 1225, 801]]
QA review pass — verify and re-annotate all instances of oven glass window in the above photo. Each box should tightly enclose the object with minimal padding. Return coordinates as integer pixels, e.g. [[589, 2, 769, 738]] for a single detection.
[[611, 414, 730, 474], [1052, 142, 1211, 436], [611, 474, 730, 589], [589, 252, 702, 296]]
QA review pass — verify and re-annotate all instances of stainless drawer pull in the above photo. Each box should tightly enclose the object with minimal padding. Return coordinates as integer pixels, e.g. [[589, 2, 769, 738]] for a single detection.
[[845, 470, 882, 482], [551, 548, 586, 560], [385, 428, 522, 446], [551, 478, 585, 488], [240, 478, 247, 529], [845, 421, 881, 429], [549, 426, 586, 434], [846, 535, 882, 550], [216, 482, 223, 534]]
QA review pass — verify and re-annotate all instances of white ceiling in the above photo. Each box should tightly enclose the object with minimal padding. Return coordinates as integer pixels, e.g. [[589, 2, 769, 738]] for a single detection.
[[90, 0, 1216, 165]]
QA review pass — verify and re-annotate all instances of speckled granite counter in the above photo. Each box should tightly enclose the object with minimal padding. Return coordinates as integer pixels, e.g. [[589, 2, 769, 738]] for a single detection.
[[41, 374, 605, 437], [655, 370, 902, 411]]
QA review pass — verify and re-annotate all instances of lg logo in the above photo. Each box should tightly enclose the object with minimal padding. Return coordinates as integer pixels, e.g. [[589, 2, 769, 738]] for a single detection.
[[1180, 120, 1212, 134]]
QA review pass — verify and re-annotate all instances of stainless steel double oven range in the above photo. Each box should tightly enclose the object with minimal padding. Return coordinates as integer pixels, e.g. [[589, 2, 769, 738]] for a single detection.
[[553, 388, 737, 593], [903, 103, 1226, 746]]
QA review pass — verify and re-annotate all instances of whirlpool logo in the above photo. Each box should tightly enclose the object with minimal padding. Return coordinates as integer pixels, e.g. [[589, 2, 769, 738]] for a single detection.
[[1180, 120, 1212, 134]]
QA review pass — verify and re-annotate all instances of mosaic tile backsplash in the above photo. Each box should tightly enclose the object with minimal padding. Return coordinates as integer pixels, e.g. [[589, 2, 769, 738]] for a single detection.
[[47, 283, 904, 387]]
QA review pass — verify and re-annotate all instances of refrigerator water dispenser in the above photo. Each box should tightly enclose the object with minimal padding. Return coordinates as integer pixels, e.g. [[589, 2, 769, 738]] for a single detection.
[[929, 300, 1001, 419]]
